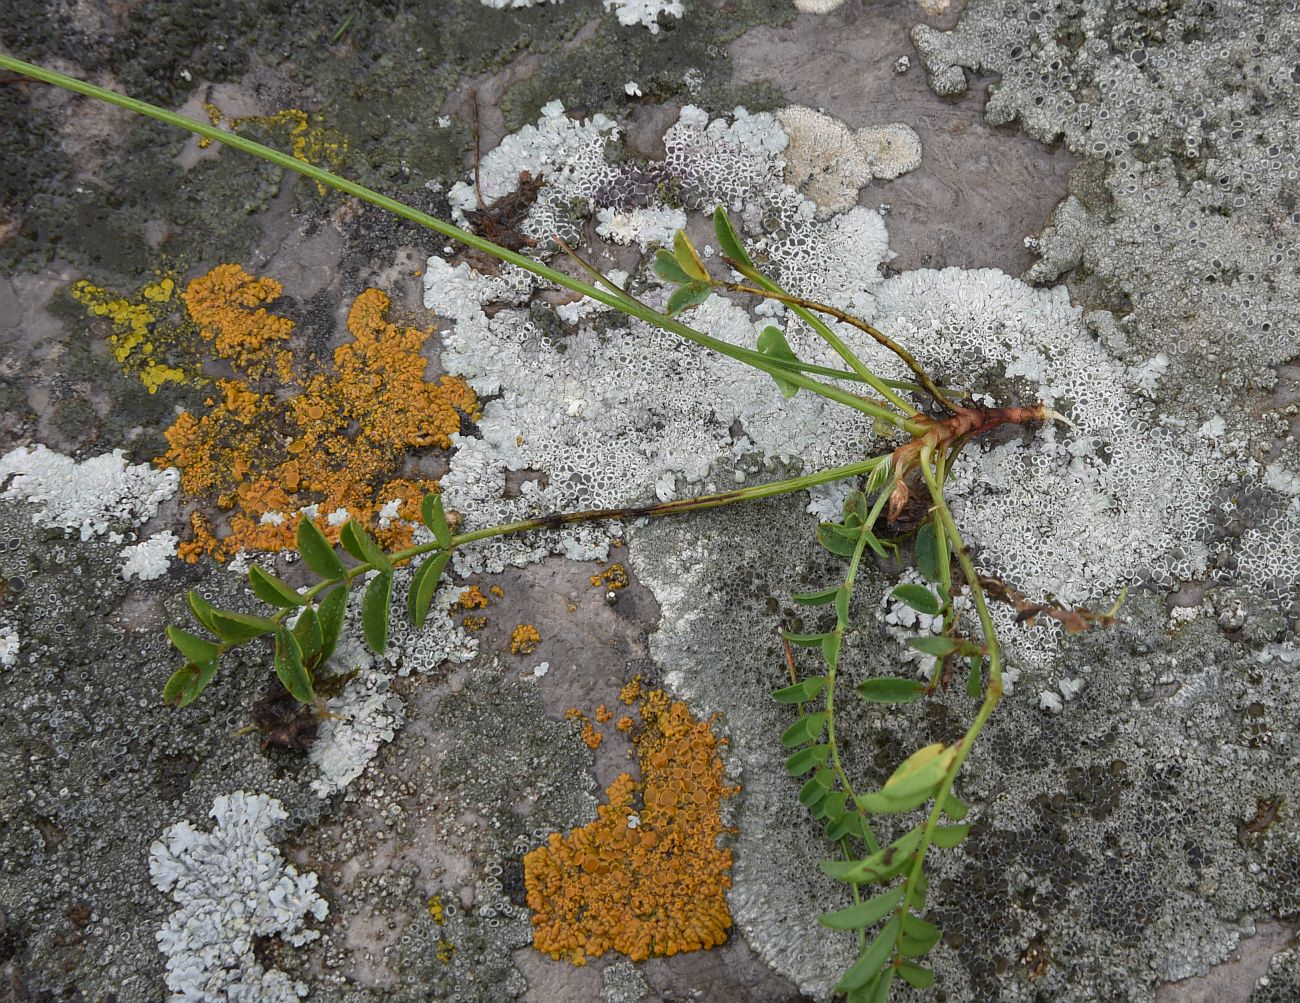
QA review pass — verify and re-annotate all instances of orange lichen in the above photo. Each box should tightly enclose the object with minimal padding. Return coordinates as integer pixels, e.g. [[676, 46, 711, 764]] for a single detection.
[[595, 705, 612, 724], [616, 716, 634, 733], [457, 586, 490, 611], [489, 585, 505, 598], [590, 563, 630, 591], [510, 623, 542, 655], [462, 615, 488, 632], [159, 264, 479, 561], [619, 676, 644, 706], [525, 688, 738, 965]]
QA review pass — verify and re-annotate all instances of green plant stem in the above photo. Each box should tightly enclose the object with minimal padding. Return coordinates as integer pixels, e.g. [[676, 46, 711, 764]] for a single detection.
[[872, 451, 1004, 971], [722, 259, 924, 420], [264, 456, 890, 625], [723, 269, 960, 414], [825, 527, 881, 856], [0, 54, 917, 433]]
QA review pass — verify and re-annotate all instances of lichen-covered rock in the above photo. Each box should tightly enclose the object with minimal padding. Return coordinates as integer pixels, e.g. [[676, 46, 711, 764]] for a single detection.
[[148, 792, 328, 1002], [0, 445, 178, 541]]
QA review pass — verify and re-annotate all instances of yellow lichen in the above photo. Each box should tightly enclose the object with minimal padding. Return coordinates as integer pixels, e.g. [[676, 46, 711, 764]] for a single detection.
[[435, 939, 455, 963], [525, 688, 738, 965], [70, 275, 193, 393], [427, 894, 446, 925], [201, 104, 348, 196], [159, 264, 479, 561], [489, 585, 505, 598], [590, 563, 630, 591], [510, 624, 542, 655], [462, 615, 488, 632]]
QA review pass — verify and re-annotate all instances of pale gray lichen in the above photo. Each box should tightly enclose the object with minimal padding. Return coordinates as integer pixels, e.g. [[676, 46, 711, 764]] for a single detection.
[[0, 618, 17, 668], [0, 445, 177, 541], [306, 635, 404, 799], [119, 530, 178, 582], [603, 0, 683, 33], [911, 0, 1300, 437], [148, 792, 328, 1003]]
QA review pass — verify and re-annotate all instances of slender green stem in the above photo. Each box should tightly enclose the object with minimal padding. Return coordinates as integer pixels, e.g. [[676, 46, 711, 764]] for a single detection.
[[723, 260, 921, 418], [270, 456, 890, 621], [874, 448, 1004, 972], [0, 54, 912, 429], [723, 267, 960, 414], [824, 527, 880, 855]]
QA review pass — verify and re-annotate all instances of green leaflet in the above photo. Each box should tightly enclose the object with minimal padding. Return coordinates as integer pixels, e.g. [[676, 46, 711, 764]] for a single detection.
[[757, 326, 800, 398], [781, 712, 827, 748], [408, 551, 450, 629], [207, 608, 278, 645], [857, 677, 927, 704], [362, 571, 393, 653], [712, 207, 754, 268], [653, 247, 691, 284], [930, 823, 972, 848], [315, 585, 349, 666], [274, 627, 314, 703], [291, 606, 323, 660], [821, 827, 924, 884], [673, 230, 708, 282], [666, 281, 711, 315], [166, 626, 220, 665], [891, 583, 940, 616], [340, 519, 391, 572], [835, 915, 900, 991], [915, 521, 942, 582], [818, 886, 903, 931], [162, 660, 218, 708], [248, 564, 308, 608], [790, 586, 842, 607], [296, 517, 346, 579], [421, 493, 452, 549], [772, 676, 827, 704], [785, 745, 830, 776]]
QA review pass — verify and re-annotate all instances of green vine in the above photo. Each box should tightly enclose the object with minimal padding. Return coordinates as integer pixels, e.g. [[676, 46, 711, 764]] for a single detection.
[[0, 54, 1127, 1000]]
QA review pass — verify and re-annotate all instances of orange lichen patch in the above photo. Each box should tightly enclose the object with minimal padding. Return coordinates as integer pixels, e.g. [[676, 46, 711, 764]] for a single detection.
[[160, 264, 478, 561], [619, 676, 644, 706], [595, 705, 612, 724], [489, 585, 505, 598], [616, 716, 634, 733], [462, 615, 488, 632], [457, 586, 490, 611], [510, 624, 542, 655], [590, 563, 630, 591], [182, 264, 294, 381], [525, 688, 738, 965], [70, 275, 194, 393]]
